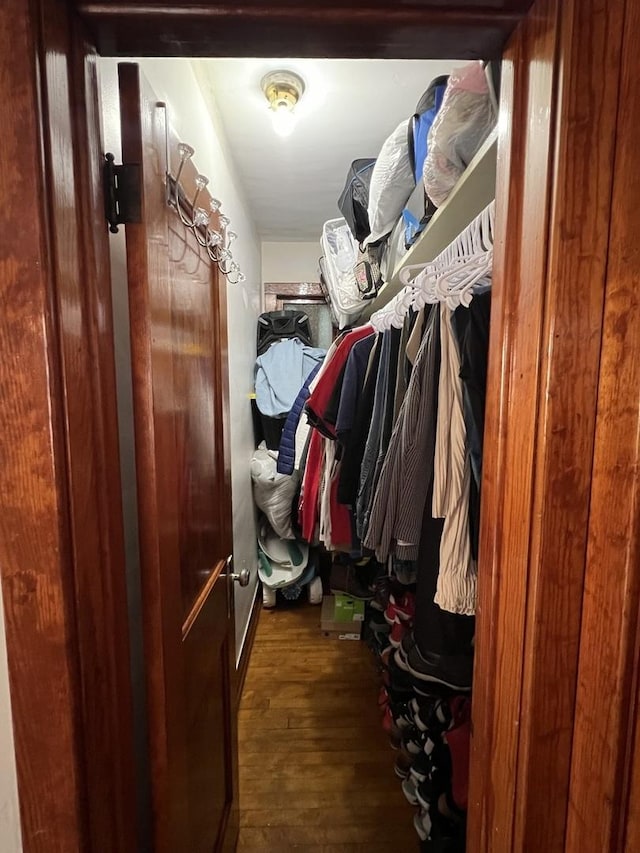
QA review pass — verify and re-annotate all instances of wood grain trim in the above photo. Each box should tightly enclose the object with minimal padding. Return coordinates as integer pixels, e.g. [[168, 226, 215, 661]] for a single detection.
[[74, 1, 521, 59], [565, 1, 640, 848], [470, 1, 627, 850], [64, 20, 138, 853], [119, 63, 188, 853], [513, 1, 626, 849], [236, 588, 262, 708], [0, 1, 88, 849], [182, 560, 226, 639], [77, 3, 524, 27], [468, 3, 559, 848]]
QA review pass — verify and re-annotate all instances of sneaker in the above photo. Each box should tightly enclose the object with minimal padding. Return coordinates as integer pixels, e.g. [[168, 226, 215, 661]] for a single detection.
[[413, 807, 432, 842], [262, 585, 277, 608], [412, 677, 456, 699], [394, 747, 414, 779], [414, 698, 451, 733], [387, 656, 418, 697], [370, 575, 392, 612], [406, 646, 473, 691], [389, 699, 415, 730], [404, 729, 427, 756], [389, 619, 409, 648], [384, 591, 416, 625], [368, 612, 392, 647], [382, 706, 402, 748], [416, 777, 436, 811], [402, 775, 420, 805], [409, 749, 432, 784], [393, 631, 418, 671]]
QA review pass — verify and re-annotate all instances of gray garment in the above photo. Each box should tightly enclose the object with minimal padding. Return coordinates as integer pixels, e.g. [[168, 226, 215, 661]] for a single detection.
[[392, 312, 412, 425], [355, 330, 393, 539], [363, 305, 441, 562], [361, 326, 402, 541]]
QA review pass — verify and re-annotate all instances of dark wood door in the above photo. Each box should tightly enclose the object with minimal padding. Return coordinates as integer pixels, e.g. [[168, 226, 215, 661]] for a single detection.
[[118, 62, 238, 853]]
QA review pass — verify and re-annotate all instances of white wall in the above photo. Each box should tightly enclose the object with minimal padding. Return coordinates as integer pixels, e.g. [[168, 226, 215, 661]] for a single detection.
[[0, 584, 22, 852], [101, 58, 261, 663], [262, 241, 321, 284]]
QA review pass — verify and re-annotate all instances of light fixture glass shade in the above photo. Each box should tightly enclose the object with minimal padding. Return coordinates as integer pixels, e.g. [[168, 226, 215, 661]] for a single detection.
[[271, 105, 296, 138], [261, 71, 304, 138]]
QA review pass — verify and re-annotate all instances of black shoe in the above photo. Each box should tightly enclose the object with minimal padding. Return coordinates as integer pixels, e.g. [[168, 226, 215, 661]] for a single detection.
[[406, 646, 473, 691], [393, 630, 417, 671], [329, 563, 375, 600], [409, 748, 433, 783], [414, 697, 452, 734], [387, 655, 418, 696]]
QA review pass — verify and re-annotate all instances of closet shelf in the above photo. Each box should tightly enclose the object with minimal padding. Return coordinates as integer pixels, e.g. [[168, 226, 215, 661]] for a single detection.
[[363, 127, 498, 318]]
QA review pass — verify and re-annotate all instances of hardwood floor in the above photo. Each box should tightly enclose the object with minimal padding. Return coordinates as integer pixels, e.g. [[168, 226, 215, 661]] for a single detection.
[[237, 601, 417, 852]]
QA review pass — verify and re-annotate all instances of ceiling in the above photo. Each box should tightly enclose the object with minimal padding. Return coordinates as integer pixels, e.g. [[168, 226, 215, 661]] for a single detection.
[[194, 58, 459, 242]]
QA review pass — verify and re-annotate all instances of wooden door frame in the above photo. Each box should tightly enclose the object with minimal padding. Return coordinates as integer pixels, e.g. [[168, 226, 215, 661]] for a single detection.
[[263, 281, 327, 313], [468, 2, 627, 849], [0, 1, 632, 851]]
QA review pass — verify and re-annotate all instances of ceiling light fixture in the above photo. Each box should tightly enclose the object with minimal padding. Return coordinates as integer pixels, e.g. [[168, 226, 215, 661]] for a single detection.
[[261, 70, 305, 138]]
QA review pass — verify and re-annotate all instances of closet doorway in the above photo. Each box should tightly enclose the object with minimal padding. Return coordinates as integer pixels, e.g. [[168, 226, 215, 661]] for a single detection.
[[263, 282, 334, 350], [3, 2, 638, 853]]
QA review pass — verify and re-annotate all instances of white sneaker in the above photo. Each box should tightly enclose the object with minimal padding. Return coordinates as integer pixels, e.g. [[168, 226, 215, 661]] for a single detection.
[[307, 576, 323, 605], [413, 808, 432, 842], [262, 586, 277, 608]]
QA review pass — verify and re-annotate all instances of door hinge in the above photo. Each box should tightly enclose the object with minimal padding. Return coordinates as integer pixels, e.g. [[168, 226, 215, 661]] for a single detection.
[[103, 152, 142, 234]]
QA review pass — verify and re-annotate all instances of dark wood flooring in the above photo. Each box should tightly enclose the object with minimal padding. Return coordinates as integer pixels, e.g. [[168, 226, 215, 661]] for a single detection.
[[237, 602, 417, 851]]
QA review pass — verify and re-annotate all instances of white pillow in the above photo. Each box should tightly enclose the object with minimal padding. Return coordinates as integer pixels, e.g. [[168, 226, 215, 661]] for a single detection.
[[365, 119, 415, 246]]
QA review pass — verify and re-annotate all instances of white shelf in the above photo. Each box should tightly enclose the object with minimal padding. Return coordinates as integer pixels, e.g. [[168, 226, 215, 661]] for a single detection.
[[363, 127, 498, 318]]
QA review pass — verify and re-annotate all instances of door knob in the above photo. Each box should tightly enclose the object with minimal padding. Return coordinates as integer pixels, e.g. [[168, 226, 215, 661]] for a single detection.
[[232, 568, 251, 587], [225, 556, 250, 587]]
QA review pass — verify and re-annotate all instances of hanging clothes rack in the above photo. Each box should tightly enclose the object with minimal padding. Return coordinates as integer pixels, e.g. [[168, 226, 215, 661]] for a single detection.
[[370, 200, 495, 332]]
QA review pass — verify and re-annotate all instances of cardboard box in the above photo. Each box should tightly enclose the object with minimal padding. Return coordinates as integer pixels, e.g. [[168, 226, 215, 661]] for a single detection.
[[320, 595, 363, 640], [333, 593, 365, 623]]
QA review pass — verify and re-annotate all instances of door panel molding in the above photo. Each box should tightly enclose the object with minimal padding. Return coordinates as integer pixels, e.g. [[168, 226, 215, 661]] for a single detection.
[[3, 1, 636, 851], [182, 559, 226, 639], [75, 1, 530, 59], [0, 1, 137, 850], [470, 0, 626, 850], [566, 1, 640, 848], [118, 62, 239, 853]]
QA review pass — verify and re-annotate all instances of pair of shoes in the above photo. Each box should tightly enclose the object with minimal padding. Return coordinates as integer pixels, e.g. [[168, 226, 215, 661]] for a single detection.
[[406, 645, 474, 692], [329, 562, 375, 600]]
